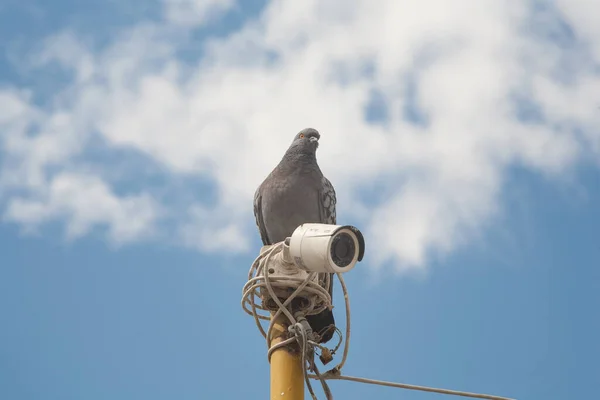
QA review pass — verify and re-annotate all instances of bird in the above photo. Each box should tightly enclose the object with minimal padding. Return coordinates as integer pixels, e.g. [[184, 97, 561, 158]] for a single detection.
[[253, 127, 337, 344]]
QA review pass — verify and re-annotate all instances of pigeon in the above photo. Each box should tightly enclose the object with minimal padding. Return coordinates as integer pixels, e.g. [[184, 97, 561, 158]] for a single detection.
[[253, 127, 337, 344]]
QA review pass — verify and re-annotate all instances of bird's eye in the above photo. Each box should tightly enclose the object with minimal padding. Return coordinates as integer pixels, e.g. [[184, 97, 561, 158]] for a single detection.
[[299, 133, 305, 138]]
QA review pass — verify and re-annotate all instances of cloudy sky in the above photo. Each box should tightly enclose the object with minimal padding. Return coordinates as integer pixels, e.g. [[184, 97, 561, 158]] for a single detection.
[[1, 0, 599, 399]]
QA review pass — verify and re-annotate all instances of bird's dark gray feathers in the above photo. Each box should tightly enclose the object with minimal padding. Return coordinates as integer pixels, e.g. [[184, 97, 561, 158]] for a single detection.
[[319, 175, 337, 225], [253, 188, 270, 245], [253, 128, 334, 245], [253, 128, 337, 343]]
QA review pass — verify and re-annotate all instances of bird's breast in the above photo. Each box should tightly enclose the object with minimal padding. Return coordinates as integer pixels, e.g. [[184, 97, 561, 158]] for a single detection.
[[261, 176, 321, 243]]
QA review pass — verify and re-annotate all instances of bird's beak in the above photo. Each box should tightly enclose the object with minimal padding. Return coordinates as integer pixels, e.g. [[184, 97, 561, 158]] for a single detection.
[[309, 136, 319, 143]]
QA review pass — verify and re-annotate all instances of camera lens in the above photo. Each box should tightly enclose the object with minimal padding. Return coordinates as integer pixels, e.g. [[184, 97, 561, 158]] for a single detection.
[[330, 232, 355, 268]]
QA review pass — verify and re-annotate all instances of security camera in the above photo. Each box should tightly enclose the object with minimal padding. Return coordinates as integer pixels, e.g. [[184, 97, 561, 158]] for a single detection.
[[288, 223, 365, 274]]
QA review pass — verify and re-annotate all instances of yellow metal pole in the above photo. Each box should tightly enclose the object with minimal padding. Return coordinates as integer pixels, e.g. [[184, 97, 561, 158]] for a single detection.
[[269, 313, 305, 400]]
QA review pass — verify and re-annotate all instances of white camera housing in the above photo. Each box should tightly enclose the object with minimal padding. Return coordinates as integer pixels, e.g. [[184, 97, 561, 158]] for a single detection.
[[288, 223, 365, 274]]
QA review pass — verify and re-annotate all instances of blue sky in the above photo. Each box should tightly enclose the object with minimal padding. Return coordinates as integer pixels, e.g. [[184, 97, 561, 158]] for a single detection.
[[1, 1, 599, 399]]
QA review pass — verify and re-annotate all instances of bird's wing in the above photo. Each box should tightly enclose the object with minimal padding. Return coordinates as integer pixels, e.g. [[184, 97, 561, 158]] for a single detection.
[[318, 175, 337, 225], [253, 185, 271, 245]]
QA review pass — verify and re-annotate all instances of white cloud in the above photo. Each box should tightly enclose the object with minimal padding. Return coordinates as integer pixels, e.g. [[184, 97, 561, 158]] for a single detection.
[[4, 173, 159, 243], [162, 0, 236, 26], [1, 0, 599, 271], [178, 204, 249, 253]]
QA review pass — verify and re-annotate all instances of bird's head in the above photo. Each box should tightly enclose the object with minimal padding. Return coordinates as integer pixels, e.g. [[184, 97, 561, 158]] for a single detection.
[[286, 128, 321, 156]]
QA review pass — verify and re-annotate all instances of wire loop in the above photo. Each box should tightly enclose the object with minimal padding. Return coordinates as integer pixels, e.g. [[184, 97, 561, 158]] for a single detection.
[[241, 241, 514, 400]]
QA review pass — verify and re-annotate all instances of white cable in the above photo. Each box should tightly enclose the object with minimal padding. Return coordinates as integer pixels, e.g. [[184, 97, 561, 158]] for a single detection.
[[266, 337, 296, 362], [296, 321, 318, 400], [241, 240, 513, 400], [310, 350, 333, 400], [308, 373, 515, 400], [240, 242, 333, 352], [333, 272, 351, 371]]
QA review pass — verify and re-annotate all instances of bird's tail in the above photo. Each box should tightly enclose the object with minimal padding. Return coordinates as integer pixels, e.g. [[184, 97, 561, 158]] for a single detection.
[[305, 272, 335, 344]]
